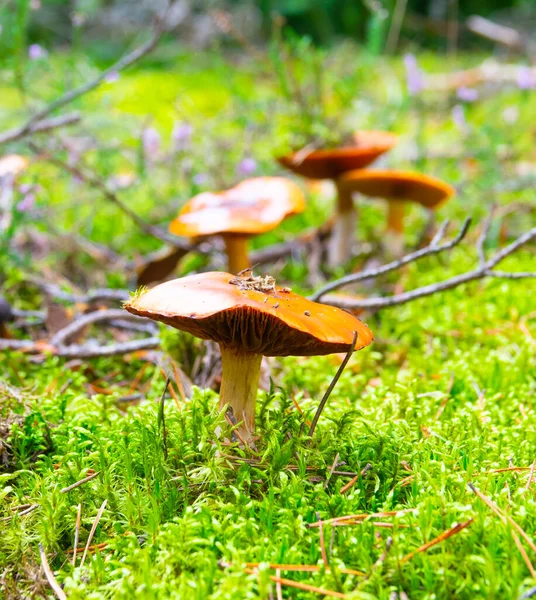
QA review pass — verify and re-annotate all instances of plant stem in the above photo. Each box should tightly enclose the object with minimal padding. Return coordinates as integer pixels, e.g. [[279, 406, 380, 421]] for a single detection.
[[385, 200, 405, 256], [219, 347, 263, 441], [223, 235, 250, 273], [328, 182, 356, 267]]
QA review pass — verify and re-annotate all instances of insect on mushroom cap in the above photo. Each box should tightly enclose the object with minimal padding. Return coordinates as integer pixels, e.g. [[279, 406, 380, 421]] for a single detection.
[[125, 271, 373, 357]]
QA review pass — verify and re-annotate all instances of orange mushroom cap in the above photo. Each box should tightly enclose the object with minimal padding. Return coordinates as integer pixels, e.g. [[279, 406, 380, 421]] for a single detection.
[[338, 170, 455, 209], [125, 271, 373, 356], [277, 131, 397, 180], [169, 177, 305, 238]]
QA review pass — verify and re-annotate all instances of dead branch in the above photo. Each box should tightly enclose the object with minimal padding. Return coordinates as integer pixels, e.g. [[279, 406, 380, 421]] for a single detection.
[[0, 113, 81, 145], [0, 2, 172, 147], [49, 308, 148, 346], [29, 142, 192, 249], [466, 15, 529, 52], [26, 278, 130, 304], [316, 221, 536, 311], [310, 219, 471, 301]]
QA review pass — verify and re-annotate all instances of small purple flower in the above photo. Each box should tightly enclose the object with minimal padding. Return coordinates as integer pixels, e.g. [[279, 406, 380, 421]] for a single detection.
[[403, 53, 424, 96], [456, 87, 479, 103], [451, 104, 467, 133], [28, 44, 47, 60], [17, 193, 36, 212], [517, 66, 535, 90], [236, 157, 257, 176], [104, 71, 120, 83], [172, 122, 193, 152], [142, 127, 161, 158], [193, 173, 208, 185]]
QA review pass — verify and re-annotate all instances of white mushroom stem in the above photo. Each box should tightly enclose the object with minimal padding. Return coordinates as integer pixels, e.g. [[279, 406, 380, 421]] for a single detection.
[[218, 346, 263, 442], [223, 235, 250, 274], [328, 181, 357, 268], [385, 200, 405, 257]]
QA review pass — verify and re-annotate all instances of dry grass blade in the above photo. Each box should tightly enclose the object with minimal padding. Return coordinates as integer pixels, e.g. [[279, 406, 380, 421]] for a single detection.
[[39, 544, 67, 600], [244, 567, 347, 598], [72, 504, 82, 567], [60, 471, 100, 494], [324, 452, 340, 490], [80, 500, 107, 568], [221, 561, 365, 577], [524, 461, 536, 492], [317, 512, 328, 566], [308, 331, 357, 438], [275, 567, 283, 600], [469, 484, 536, 553], [308, 508, 416, 528], [340, 462, 372, 494], [400, 519, 473, 564]]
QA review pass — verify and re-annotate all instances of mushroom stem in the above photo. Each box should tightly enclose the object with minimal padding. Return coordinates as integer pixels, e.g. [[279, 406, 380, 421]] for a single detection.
[[328, 181, 357, 268], [385, 200, 405, 256], [218, 347, 263, 441], [223, 235, 250, 274]]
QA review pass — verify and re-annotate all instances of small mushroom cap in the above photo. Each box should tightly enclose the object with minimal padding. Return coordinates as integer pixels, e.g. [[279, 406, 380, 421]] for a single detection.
[[338, 170, 455, 209], [125, 271, 373, 357], [277, 131, 397, 180], [0, 155, 29, 178], [169, 177, 305, 238]]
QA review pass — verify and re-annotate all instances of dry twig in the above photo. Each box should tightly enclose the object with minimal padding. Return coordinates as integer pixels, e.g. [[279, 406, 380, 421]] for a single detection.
[[316, 221, 536, 310], [400, 519, 473, 564], [80, 500, 107, 568], [0, 3, 172, 146], [39, 544, 67, 600]]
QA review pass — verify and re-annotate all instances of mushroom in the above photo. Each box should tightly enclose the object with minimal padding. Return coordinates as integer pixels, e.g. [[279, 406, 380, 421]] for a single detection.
[[277, 131, 398, 267], [336, 170, 455, 256], [0, 296, 14, 339], [169, 177, 305, 273], [125, 271, 373, 442]]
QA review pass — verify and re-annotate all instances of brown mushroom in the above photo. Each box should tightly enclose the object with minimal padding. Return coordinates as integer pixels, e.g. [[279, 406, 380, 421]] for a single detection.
[[337, 169, 455, 256], [125, 271, 373, 442], [169, 177, 305, 273], [277, 131, 397, 267]]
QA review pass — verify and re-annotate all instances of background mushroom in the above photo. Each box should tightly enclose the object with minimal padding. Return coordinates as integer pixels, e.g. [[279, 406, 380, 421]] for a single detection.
[[125, 271, 373, 442], [336, 169, 455, 256], [169, 177, 305, 273], [277, 131, 398, 267]]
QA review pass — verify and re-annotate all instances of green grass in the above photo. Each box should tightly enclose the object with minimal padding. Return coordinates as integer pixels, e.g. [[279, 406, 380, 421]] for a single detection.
[[1, 43, 536, 599]]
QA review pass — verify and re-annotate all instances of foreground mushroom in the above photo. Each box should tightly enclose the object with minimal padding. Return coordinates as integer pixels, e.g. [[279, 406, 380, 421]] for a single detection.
[[169, 177, 305, 273], [125, 271, 373, 441], [277, 131, 397, 267], [337, 169, 455, 256]]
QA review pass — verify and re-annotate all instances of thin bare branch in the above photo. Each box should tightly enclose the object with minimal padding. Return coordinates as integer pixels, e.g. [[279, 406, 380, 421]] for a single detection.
[[0, 113, 81, 145], [0, 4, 171, 147], [29, 142, 191, 249], [321, 223, 536, 311], [49, 309, 148, 347], [310, 219, 471, 301]]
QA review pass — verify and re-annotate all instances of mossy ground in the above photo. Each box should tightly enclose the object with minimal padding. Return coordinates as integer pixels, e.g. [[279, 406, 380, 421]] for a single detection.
[[1, 44, 536, 599]]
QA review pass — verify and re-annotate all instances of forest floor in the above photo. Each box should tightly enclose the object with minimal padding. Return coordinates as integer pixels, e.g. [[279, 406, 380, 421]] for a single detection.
[[1, 44, 536, 599]]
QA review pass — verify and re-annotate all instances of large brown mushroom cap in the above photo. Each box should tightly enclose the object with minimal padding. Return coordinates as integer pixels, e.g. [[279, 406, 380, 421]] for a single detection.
[[338, 170, 455, 209], [277, 131, 398, 180], [125, 271, 373, 357], [169, 177, 305, 238]]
